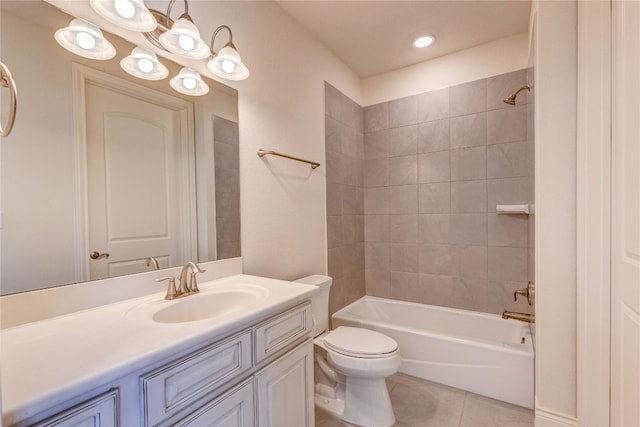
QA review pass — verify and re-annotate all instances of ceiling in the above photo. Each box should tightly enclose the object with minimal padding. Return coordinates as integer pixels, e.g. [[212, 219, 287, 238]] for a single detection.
[[277, 1, 531, 78]]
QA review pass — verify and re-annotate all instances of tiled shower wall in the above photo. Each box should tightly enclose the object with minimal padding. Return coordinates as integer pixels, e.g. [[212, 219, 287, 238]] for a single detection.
[[324, 69, 533, 316], [325, 83, 366, 315], [362, 69, 533, 315]]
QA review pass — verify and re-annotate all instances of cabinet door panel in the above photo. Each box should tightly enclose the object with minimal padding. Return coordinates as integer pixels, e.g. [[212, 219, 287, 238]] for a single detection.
[[141, 330, 252, 426], [254, 302, 312, 364], [255, 341, 313, 427], [174, 379, 254, 427], [31, 389, 119, 427]]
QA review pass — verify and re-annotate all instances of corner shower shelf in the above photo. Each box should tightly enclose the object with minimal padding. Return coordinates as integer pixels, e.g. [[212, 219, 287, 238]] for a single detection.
[[496, 204, 532, 215]]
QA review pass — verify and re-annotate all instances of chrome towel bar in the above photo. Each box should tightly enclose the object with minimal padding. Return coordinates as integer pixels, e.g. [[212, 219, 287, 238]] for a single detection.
[[0, 61, 17, 138], [257, 148, 320, 169]]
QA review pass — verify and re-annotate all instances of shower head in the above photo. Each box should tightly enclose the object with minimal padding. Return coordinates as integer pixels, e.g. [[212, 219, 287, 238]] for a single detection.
[[503, 84, 531, 105]]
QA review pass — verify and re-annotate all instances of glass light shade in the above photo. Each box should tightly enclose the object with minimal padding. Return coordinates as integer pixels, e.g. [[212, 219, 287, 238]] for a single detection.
[[54, 19, 116, 60], [159, 18, 210, 59], [89, 0, 157, 32], [207, 45, 250, 81], [170, 67, 209, 96], [120, 47, 169, 80]]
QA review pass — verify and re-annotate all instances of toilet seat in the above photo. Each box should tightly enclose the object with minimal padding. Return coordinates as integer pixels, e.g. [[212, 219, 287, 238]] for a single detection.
[[324, 326, 398, 359]]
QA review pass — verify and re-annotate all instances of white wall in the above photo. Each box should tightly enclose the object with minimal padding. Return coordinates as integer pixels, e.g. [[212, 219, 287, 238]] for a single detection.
[[362, 32, 529, 106], [178, 1, 363, 280], [533, 1, 578, 425]]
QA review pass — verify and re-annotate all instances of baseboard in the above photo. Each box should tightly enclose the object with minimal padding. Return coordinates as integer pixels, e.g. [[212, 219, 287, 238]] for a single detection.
[[535, 407, 578, 427]]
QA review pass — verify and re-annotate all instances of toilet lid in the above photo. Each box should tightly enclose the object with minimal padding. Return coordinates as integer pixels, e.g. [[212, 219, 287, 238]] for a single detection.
[[324, 326, 398, 357]]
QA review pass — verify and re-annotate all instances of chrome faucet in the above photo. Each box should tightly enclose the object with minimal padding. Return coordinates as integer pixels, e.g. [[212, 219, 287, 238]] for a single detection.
[[178, 261, 206, 294], [155, 262, 206, 300]]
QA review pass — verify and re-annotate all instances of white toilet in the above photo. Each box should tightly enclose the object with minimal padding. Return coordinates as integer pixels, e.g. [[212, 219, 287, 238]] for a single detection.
[[295, 275, 400, 427]]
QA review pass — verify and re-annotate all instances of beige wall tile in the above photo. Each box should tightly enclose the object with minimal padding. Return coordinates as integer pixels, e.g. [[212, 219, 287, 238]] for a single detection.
[[450, 214, 488, 245], [419, 182, 451, 214], [418, 151, 451, 183], [450, 146, 487, 181], [451, 180, 487, 213], [450, 79, 487, 117], [364, 102, 389, 133], [487, 105, 527, 144], [488, 246, 528, 282], [365, 214, 389, 242], [389, 155, 418, 185], [488, 213, 529, 247], [419, 214, 451, 244], [417, 87, 450, 123], [450, 112, 487, 149], [419, 244, 452, 275], [390, 214, 419, 243], [418, 119, 450, 153], [388, 125, 419, 157]]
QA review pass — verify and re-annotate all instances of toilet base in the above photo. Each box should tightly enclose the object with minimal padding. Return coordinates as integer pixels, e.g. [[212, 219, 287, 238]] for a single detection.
[[314, 376, 395, 427]]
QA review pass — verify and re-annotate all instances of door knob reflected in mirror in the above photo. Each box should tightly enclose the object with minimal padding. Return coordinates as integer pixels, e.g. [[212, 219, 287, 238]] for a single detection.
[[90, 251, 110, 260]]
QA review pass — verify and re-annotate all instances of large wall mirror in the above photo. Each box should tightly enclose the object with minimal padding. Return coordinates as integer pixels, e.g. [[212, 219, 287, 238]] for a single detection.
[[0, 1, 240, 295]]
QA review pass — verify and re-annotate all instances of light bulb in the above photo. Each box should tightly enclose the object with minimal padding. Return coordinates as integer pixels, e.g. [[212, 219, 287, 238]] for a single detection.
[[221, 59, 236, 74], [137, 57, 154, 73], [75, 31, 96, 50], [183, 77, 197, 90], [178, 34, 195, 51], [413, 35, 434, 48], [114, 0, 136, 19]]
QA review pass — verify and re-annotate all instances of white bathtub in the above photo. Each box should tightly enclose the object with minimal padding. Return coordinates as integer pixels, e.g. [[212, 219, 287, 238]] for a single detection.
[[331, 296, 534, 409]]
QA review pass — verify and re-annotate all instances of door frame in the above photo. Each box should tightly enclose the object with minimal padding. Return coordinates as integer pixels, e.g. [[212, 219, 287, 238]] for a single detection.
[[71, 63, 197, 281], [576, 1, 611, 425]]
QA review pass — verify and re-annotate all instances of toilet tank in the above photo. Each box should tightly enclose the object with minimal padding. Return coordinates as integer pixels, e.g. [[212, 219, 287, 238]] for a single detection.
[[294, 275, 332, 337]]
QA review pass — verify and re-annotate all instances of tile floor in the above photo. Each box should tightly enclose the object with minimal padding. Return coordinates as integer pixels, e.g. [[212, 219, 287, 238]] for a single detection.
[[315, 373, 534, 427]]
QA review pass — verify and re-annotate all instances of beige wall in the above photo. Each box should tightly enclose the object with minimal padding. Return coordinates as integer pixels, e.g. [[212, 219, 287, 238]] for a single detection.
[[362, 32, 529, 106]]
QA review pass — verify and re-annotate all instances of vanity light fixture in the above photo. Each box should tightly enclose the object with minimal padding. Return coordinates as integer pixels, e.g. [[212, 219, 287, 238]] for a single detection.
[[170, 67, 209, 96], [207, 25, 250, 81], [89, 0, 157, 32], [156, 0, 210, 60], [54, 18, 116, 60], [413, 34, 435, 48], [143, 0, 250, 81], [120, 46, 169, 80]]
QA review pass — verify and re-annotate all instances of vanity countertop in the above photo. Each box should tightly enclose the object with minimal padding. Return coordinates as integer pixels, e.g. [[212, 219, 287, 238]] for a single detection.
[[0, 274, 317, 425]]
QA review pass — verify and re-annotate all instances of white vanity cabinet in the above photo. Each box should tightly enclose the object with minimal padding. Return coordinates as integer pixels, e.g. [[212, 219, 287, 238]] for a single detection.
[[2, 273, 319, 427], [142, 301, 314, 427]]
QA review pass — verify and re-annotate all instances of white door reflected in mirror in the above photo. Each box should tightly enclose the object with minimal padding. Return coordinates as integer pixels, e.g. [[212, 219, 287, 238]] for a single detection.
[[85, 78, 194, 280]]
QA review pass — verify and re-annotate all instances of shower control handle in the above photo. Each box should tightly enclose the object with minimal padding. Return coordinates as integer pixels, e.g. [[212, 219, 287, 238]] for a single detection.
[[513, 281, 535, 306]]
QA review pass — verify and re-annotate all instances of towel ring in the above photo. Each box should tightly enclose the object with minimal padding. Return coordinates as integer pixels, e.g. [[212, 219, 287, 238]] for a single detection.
[[0, 61, 17, 138]]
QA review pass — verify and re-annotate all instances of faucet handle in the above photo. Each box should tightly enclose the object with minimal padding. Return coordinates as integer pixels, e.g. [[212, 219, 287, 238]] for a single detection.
[[156, 276, 178, 300]]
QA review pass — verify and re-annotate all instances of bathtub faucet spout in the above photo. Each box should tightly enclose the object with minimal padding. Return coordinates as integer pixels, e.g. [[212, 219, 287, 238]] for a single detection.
[[502, 311, 535, 323]]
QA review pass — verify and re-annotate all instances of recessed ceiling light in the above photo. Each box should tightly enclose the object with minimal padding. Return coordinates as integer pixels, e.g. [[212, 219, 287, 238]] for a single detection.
[[413, 35, 435, 48]]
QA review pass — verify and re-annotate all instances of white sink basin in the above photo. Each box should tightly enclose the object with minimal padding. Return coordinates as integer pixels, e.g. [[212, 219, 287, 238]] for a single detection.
[[151, 285, 270, 324]]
